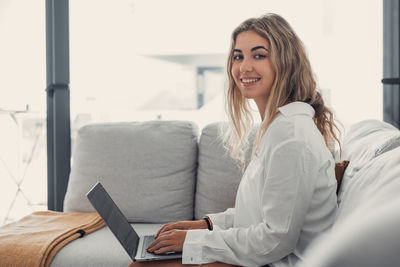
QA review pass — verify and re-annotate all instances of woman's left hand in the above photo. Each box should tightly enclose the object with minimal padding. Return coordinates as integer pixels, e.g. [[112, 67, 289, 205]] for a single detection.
[[147, 229, 187, 254]]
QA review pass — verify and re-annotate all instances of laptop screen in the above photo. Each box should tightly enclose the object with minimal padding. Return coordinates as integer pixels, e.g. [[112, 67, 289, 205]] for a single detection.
[[86, 182, 139, 260]]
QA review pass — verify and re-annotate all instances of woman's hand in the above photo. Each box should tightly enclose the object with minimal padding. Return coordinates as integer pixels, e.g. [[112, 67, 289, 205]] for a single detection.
[[146, 220, 207, 254], [147, 229, 187, 254], [155, 220, 207, 238]]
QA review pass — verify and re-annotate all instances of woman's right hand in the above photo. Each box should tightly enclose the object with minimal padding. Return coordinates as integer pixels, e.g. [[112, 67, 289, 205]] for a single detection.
[[155, 220, 207, 238]]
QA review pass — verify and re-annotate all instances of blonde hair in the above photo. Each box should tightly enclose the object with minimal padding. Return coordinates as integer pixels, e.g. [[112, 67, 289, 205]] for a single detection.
[[223, 13, 342, 170]]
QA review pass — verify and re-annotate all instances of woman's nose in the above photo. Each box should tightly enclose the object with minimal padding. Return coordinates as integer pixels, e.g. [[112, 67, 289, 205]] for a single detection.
[[239, 58, 253, 73]]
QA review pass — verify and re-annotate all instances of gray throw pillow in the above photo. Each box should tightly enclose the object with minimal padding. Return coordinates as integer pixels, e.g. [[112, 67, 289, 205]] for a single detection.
[[63, 120, 198, 223], [194, 122, 257, 219]]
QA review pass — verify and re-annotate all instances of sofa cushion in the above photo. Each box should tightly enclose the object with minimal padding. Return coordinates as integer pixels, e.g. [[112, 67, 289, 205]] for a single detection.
[[337, 119, 400, 199], [300, 144, 400, 267], [341, 119, 400, 178], [194, 122, 257, 220], [50, 223, 162, 267], [336, 145, 400, 223], [300, 198, 400, 267], [63, 120, 198, 223]]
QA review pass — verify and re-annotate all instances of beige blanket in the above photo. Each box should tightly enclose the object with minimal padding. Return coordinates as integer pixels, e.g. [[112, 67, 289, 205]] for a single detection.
[[0, 211, 105, 267]]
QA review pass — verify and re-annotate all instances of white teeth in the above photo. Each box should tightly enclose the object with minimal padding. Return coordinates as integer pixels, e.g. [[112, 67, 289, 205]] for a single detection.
[[242, 78, 260, 83]]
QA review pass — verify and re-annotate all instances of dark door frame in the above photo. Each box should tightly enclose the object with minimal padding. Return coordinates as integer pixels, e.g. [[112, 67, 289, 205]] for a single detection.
[[46, 0, 71, 211], [383, 0, 400, 129]]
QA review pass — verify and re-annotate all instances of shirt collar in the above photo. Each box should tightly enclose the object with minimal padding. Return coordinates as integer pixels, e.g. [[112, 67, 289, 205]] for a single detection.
[[277, 101, 315, 118]]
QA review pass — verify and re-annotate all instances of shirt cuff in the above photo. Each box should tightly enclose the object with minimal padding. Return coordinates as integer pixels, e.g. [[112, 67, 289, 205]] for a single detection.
[[182, 229, 215, 265], [207, 208, 235, 229]]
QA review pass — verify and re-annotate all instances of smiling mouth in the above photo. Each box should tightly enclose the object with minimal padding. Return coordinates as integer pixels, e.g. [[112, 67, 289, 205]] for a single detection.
[[240, 77, 261, 86]]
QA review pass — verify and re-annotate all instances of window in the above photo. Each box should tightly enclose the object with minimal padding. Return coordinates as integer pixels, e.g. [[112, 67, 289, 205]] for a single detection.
[[0, 0, 46, 225], [70, 0, 382, 133]]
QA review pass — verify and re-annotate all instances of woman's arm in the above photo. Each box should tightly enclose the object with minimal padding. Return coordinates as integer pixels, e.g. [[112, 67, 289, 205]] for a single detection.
[[154, 207, 237, 240], [148, 209, 236, 252]]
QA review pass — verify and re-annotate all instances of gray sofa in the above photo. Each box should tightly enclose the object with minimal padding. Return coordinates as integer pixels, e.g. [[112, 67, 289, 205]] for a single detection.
[[50, 119, 400, 267]]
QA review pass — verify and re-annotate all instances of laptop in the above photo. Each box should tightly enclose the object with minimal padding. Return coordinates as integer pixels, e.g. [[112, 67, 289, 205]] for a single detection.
[[86, 181, 182, 262]]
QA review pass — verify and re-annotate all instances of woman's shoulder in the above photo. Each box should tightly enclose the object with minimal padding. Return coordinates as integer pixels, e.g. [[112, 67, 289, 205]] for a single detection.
[[264, 114, 305, 143], [261, 114, 324, 156], [257, 117, 298, 156]]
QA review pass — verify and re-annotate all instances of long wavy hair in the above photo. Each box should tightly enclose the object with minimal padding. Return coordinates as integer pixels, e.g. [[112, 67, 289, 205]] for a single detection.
[[223, 13, 342, 170]]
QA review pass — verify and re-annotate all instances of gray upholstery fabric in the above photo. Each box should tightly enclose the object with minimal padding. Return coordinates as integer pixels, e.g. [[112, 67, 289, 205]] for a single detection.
[[299, 123, 400, 267], [50, 224, 163, 267], [300, 198, 400, 267], [340, 119, 400, 178], [338, 120, 400, 200], [336, 146, 400, 223], [194, 122, 257, 220], [63, 121, 198, 223]]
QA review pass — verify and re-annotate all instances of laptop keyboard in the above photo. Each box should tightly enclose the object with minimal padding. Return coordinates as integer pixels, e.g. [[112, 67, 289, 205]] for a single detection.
[[141, 235, 155, 258]]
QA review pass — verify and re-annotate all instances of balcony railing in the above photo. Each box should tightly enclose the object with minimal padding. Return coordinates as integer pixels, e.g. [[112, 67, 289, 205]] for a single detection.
[[0, 106, 47, 226]]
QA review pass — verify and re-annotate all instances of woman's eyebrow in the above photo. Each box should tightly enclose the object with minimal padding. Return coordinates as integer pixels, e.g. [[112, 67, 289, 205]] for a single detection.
[[251, 46, 269, 52], [233, 46, 269, 53]]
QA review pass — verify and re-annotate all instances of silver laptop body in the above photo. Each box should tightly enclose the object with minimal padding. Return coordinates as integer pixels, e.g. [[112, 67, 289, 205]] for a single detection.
[[86, 181, 182, 262]]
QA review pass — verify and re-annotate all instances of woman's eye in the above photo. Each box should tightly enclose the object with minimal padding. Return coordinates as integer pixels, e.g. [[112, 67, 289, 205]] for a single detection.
[[254, 54, 266, 59], [233, 54, 243, 60]]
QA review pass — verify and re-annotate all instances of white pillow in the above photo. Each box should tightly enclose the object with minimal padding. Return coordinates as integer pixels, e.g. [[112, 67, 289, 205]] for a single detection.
[[341, 119, 400, 178], [337, 146, 400, 223]]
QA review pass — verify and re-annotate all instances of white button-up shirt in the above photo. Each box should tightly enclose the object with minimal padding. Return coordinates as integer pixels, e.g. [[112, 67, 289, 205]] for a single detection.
[[182, 102, 338, 267]]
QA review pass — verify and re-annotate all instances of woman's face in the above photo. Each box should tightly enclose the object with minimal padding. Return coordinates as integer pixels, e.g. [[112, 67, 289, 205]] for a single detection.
[[231, 30, 275, 108]]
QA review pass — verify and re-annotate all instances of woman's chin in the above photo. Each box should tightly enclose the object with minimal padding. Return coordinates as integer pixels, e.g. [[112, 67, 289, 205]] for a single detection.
[[241, 93, 256, 100]]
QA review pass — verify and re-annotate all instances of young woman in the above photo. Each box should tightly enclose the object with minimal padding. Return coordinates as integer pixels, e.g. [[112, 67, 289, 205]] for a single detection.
[[129, 13, 341, 267]]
